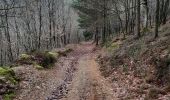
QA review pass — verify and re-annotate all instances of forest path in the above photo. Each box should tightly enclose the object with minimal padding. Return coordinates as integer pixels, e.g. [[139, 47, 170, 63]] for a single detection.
[[14, 42, 115, 100], [62, 45, 115, 100]]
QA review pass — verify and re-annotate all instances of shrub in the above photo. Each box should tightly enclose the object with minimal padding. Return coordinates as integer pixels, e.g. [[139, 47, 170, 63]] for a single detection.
[[33, 52, 57, 68], [16, 54, 33, 65]]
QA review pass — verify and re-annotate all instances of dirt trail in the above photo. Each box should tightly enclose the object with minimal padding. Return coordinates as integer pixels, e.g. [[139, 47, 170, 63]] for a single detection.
[[15, 42, 115, 100], [58, 42, 115, 100], [62, 51, 115, 100]]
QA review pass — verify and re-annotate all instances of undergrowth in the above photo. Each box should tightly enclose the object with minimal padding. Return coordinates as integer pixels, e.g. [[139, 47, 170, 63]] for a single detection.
[[0, 67, 19, 100]]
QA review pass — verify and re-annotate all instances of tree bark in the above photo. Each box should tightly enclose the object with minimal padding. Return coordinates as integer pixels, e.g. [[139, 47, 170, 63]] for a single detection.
[[136, 0, 141, 38], [155, 0, 160, 38]]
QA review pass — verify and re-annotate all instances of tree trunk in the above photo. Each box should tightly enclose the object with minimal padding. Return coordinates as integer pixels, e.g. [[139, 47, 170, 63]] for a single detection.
[[5, 11, 13, 63], [155, 0, 160, 38], [143, 0, 149, 28], [136, 0, 141, 38]]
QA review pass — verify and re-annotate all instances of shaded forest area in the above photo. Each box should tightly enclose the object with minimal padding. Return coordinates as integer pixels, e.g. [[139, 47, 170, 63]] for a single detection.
[[72, 0, 170, 44], [72, 0, 170, 99]]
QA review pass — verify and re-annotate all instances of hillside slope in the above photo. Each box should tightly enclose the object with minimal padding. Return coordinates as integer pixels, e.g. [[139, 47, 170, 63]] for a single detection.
[[98, 22, 170, 99]]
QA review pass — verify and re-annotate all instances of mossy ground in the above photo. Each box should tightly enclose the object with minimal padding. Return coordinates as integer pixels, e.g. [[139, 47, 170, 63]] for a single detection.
[[0, 67, 19, 100], [3, 92, 15, 100], [16, 51, 59, 69]]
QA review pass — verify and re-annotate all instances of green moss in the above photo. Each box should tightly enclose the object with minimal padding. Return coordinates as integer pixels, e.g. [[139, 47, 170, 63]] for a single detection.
[[3, 92, 15, 100], [34, 52, 57, 68], [20, 54, 31, 60], [0, 67, 14, 76], [16, 54, 33, 65], [0, 67, 18, 85], [0, 67, 18, 100], [48, 52, 59, 58], [6, 76, 18, 85], [0, 67, 10, 76], [33, 63, 44, 70], [107, 41, 120, 52]]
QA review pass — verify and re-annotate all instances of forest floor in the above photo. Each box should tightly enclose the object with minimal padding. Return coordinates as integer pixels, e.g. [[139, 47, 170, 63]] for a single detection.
[[13, 42, 115, 100], [13, 21, 170, 100]]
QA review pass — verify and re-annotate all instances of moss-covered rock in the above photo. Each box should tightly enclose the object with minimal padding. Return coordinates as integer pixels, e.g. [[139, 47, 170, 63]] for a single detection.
[[20, 54, 31, 60], [32, 51, 57, 68], [0, 67, 19, 100], [48, 52, 59, 59], [16, 48, 72, 69], [16, 54, 33, 65], [0, 67, 19, 84], [0, 67, 12, 76]]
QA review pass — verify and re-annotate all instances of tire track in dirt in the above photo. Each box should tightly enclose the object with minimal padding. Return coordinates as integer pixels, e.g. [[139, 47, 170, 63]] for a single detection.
[[47, 43, 95, 100], [59, 43, 115, 100], [14, 43, 115, 100]]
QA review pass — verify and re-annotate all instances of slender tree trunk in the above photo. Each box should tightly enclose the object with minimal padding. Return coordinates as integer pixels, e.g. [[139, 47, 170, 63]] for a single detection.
[[0, 29, 3, 66], [38, 0, 42, 50], [95, 26, 99, 46], [136, 0, 141, 38], [162, 0, 170, 24], [102, 0, 106, 44], [5, 11, 13, 63], [155, 0, 160, 38], [14, 18, 21, 57], [143, 0, 149, 28]]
